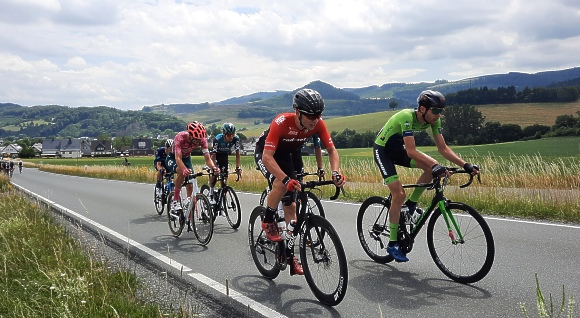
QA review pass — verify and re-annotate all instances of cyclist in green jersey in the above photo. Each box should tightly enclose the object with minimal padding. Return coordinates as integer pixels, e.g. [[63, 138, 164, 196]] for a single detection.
[[373, 90, 480, 262]]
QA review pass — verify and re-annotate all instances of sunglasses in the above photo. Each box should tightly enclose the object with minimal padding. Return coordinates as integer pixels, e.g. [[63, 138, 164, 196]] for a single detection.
[[225, 133, 235, 137], [430, 108, 444, 115], [303, 113, 322, 120]]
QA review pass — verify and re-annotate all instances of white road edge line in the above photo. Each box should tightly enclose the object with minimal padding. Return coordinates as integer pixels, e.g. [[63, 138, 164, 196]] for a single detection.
[[12, 183, 287, 318], [190, 273, 288, 318]]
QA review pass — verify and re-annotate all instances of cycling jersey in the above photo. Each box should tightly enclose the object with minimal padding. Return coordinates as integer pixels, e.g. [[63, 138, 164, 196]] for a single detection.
[[211, 133, 240, 155], [153, 147, 168, 170], [255, 112, 333, 154], [373, 109, 443, 184], [375, 109, 441, 148], [255, 112, 333, 184], [172, 131, 209, 158], [312, 133, 321, 148]]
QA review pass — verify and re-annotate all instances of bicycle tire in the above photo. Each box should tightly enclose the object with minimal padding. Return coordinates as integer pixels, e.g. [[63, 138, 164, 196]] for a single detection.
[[301, 215, 348, 306], [305, 191, 325, 218], [191, 194, 213, 246], [223, 186, 242, 229], [248, 206, 281, 279], [167, 192, 185, 237], [356, 196, 394, 264], [154, 186, 164, 215], [426, 202, 495, 284], [259, 189, 267, 206]]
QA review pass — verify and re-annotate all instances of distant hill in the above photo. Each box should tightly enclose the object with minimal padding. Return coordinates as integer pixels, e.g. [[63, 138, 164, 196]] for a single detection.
[[2, 66, 579, 139]]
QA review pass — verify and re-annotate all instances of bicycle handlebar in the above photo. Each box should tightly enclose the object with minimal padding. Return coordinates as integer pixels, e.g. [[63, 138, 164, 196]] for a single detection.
[[202, 166, 241, 182], [300, 179, 343, 200], [444, 168, 481, 188]]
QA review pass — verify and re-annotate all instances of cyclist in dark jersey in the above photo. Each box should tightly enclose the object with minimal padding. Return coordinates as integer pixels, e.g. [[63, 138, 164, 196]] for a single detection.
[[209, 123, 242, 205], [373, 90, 480, 262], [255, 88, 346, 275], [154, 139, 173, 198]]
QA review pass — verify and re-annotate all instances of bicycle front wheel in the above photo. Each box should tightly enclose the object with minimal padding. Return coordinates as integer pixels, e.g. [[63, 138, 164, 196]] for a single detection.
[[356, 196, 394, 264], [191, 194, 213, 246], [167, 193, 185, 237], [248, 206, 280, 279], [259, 189, 267, 206], [305, 191, 325, 218], [154, 186, 164, 215], [427, 202, 495, 284], [301, 215, 348, 306], [223, 186, 241, 229]]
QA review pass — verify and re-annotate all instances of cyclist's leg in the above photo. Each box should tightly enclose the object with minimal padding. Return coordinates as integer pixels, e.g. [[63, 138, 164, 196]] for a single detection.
[[166, 154, 183, 208], [182, 156, 194, 199], [374, 143, 409, 262], [406, 152, 433, 209], [255, 151, 284, 242]]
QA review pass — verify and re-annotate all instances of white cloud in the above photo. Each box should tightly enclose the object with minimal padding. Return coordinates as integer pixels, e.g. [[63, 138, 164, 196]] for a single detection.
[[0, 0, 578, 109]]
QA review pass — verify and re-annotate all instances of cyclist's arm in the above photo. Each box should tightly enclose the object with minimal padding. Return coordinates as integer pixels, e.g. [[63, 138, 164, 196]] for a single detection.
[[235, 150, 241, 169], [325, 146, 340, 172], [156, 161, 163, 170], [314, 146, 323, 170], [433, 134, 467, 167], [403, 135, 438, 168], [202, 147, 218, 171]]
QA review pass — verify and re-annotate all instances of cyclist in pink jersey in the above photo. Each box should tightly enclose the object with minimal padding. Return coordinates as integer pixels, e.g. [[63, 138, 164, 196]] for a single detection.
[[166, 121, 220, 214]]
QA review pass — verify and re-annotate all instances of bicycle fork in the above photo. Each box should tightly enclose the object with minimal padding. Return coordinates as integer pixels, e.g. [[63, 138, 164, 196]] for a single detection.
[[438, 200, 465, 244]]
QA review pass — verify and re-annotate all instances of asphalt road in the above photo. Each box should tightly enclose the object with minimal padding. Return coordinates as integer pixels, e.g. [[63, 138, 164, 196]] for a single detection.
[[11, 168, 580, 318]]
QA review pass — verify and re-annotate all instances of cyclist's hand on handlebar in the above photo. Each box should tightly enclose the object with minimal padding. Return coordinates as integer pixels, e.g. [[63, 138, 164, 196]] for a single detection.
[[236, 167, 242, 176], [212, 166, 221, 176], [181, 168, 190, 177], [282, 176, 300, 192], [431, 163, 448, 178], [332, 171, 346, 187], [463, 163, 480, 176], [317, 167, 325, 178]]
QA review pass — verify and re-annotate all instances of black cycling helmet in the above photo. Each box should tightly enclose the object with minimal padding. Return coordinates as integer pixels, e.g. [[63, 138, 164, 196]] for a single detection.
[[165, 138, 174, 148], [293, 89, 325, 115], [417, 90, 446, 109], [222, 122, 235, 135]]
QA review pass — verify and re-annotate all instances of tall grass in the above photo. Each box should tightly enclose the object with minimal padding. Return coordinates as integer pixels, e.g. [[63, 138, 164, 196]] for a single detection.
[[34, 153, 580, 223], [0, 175, 201, 317]]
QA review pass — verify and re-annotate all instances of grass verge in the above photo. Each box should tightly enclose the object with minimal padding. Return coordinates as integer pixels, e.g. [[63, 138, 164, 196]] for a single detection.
[[0, 175, 202, 317]]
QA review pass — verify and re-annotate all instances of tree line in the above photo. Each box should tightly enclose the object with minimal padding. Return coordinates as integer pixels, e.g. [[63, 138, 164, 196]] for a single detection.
[[326, 105, 580, 149], [446, 85, 580, 105]]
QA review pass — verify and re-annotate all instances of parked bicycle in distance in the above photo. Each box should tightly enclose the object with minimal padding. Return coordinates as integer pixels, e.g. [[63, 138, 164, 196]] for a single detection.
[[357, 167, 495, 284], [248, 179, 348, 306], [200, 169, 242, 229], [167, 168, 213, 245]]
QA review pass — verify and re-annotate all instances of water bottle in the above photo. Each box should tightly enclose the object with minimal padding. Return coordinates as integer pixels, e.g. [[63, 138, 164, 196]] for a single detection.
[[410, 208, 423, 224], [401, 205, 411, 224], [286, 220, 296, 239], [277, 203, 286, 238]]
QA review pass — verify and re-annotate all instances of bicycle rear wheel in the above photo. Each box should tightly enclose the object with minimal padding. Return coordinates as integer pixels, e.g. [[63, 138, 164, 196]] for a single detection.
[[427, 202, 495, 284], [248, 206, 281, 279], [223, 186, 241, 229], [154, 186, 164, 215], [301, 215, 348, 306], [356, 196, 394, 264], [167, 193, 185, 237], [191, 194, 213, 246]]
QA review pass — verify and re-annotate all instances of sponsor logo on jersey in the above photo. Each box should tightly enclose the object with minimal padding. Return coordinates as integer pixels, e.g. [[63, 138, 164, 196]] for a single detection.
[[288, 129, 298, 136], [275, 115, 286, 125]]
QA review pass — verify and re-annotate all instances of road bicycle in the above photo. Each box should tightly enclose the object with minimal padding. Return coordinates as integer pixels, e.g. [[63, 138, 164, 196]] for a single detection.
[[259, 170, 325, 219], [154, 169, 172, 215], [248, 179, 348, 306], [357, 168, 495, 284], [167, 168, 213, 246], [200, 169, 242, 229]]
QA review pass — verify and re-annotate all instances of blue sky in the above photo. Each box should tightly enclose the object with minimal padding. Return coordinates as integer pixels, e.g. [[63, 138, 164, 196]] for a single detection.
[[1, 0, 579, 110]]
